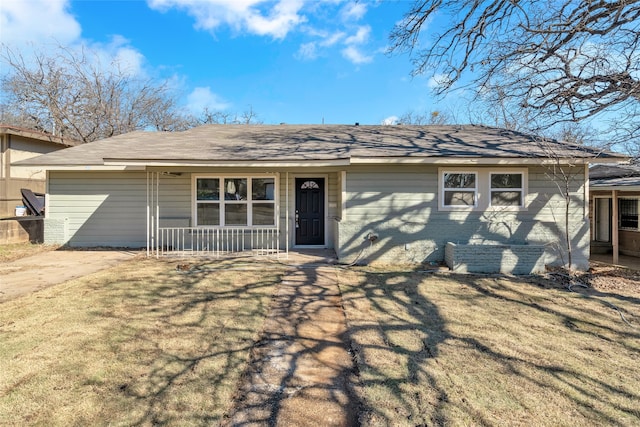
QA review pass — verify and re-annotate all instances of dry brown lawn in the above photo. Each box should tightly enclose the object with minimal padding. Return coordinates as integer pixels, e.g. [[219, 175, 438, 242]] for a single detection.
[[0, 258, 283, 426], [338, 268, 640, 426], [0, 242, 57, 263], [3, 252, 639, 426]]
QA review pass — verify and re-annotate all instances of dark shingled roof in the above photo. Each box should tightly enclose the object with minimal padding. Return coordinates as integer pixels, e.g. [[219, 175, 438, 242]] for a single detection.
[[15, 124, 625, 166], [590, 164, 640, 188]]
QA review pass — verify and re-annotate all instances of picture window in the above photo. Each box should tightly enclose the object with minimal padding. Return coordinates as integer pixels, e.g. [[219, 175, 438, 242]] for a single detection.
[[195, 176, 275, 227]]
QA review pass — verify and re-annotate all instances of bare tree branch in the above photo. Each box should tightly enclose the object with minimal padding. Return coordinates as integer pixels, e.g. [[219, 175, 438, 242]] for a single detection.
[[1, 45, 191, 142], [389, 0, 640, 150]]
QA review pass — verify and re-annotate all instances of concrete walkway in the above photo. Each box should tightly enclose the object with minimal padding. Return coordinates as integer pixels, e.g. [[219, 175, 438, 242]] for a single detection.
[[225, 265, 358, 427]]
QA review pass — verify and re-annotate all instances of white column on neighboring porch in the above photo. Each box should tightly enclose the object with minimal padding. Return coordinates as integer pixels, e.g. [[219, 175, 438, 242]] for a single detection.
[[155, 172, 160, 258], [340, 170, 347, 219], [146, 171, 149, 257], [612, 189, 619, 264], [285, 171, 289, 257]]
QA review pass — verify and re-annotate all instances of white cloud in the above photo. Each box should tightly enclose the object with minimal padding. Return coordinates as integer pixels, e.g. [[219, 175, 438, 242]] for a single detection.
[[320, 31, 345, 47], [0, 1, 147, 79], [340, 2, 367, 22], [296, 29, 344, 59], [186, 87, 230, 112], [296, 42, 318, 60], [339, 25, 372, 64], [0, 0, 81, 48], [147, 0, 307, 39], [90, 35, 147, 77], [344, 25, 370, 45], [381, 115, 399, 125], [427, 74, 451, 89], [341, 46, 372, 64]]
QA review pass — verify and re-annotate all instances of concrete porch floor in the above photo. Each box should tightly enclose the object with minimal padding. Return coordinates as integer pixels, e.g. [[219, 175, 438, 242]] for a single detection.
[[282, 249, 338, 266], [590, 253, 640, 271]]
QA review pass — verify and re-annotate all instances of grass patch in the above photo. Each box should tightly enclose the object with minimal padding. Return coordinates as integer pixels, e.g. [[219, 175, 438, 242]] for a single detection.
[[338, 269, 640, 426], [0, 258, 283, 425], [0, 242, 57, 262]]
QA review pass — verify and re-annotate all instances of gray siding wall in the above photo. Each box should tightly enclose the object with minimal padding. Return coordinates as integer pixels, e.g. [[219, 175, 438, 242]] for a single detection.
[[46, 171, 148, 247], [156, 173, 192, 227], [46, 164, 589, 270], [46, 168, 341, 250], [337, 165, 589, 269]]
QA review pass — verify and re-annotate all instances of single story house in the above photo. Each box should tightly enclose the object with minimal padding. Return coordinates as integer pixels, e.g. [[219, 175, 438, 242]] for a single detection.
[[590, 164, 640, 263], [1, 125, 79, 218], [15, 124, 625, 272]]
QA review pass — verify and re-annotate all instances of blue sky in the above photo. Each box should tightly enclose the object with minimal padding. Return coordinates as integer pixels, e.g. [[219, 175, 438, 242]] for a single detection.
[[0, 0, 463, 125]]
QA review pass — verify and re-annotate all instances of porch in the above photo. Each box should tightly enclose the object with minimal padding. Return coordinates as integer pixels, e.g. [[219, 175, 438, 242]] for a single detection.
[[144, 170, 343, 259], [590, 253, 640, 271]]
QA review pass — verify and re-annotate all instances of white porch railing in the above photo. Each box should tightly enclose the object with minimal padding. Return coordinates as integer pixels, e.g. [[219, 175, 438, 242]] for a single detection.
[[154, 227, 281, 258]]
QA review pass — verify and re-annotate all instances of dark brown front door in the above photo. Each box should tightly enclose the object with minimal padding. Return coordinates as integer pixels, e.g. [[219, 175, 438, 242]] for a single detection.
[[295, 178, 325, 245]]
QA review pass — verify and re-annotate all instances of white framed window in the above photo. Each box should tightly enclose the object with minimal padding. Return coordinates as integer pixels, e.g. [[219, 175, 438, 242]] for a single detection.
[[490, 172, 524, 207], [194, 176, 276, 227], [439, 168, 528, 211], [441, 171, 477, 207], [619, 198, 639, 230]]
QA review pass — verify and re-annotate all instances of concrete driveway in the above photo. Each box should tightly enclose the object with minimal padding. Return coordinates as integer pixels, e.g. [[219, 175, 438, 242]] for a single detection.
[[0, 250, 139, 303]]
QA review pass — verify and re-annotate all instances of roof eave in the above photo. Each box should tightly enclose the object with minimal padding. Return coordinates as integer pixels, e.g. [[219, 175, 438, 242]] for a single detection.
[[102, 158, 351, 167], [349, 156, 625, 165], [1, 125, 81, 147], [591, 185, 640, 192], [13, 164, 145, 171]]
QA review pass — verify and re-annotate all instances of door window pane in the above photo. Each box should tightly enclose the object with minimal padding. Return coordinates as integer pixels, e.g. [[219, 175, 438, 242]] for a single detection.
[[301, 180, 320, 189]]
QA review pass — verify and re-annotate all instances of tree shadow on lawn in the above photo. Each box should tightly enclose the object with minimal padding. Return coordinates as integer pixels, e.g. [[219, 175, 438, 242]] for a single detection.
[[83, 258, 284, 426], [338, 269, 640, 426]]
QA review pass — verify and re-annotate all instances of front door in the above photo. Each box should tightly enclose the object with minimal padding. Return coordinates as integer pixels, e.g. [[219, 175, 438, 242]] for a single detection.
[[595, 198, 612, 242], [295, 178, 325, 245]]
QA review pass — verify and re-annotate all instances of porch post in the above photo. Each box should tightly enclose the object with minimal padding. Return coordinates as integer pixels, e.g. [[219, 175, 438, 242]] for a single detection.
[[612, 190, 619, 264], [156, 172, 160, 258], [285, 171, 289, 258], [146, 171, 149, 257]]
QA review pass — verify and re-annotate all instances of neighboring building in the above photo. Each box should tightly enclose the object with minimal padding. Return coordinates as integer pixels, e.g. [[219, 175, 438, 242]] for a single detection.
[[590, 164, 640, 262], [15, 124, 625, 272], [0, 125, 79, 218]]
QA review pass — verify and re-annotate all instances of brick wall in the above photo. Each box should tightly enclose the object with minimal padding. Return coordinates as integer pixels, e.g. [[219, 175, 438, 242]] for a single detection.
[[445, 242, 546, 274]]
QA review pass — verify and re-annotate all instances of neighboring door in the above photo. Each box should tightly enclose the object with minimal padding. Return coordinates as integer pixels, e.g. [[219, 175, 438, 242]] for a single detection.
[[295, 178, 325, 245], [595, 198, 611, 242]]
